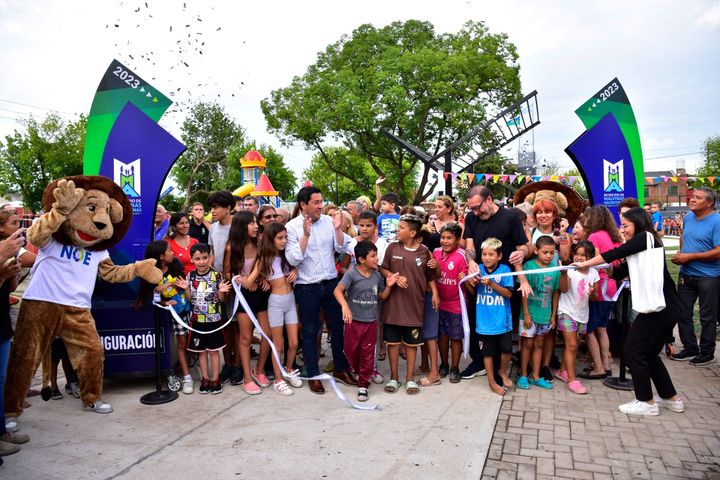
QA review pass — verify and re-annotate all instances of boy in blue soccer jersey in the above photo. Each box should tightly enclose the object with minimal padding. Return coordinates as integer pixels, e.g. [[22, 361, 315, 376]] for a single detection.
[[465, 237, 514, 395]]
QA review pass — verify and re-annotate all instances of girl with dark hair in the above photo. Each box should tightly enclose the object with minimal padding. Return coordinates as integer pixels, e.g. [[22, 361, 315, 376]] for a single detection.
[[136, 240, 193, 394], [574, 207, 683, 416], [224, 211, 272, 395], [168, 212, 198, 276], [241, 222, 300, 396], [579, 206, 623, 380]]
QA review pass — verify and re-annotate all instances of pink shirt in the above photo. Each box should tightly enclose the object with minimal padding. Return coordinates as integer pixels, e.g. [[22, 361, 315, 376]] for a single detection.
[[587, 230, 622, 301], [433, 247, 468, 314]]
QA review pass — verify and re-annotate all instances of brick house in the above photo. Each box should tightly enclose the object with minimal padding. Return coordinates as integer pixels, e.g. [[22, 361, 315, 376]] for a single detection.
[[644, 170, 691, 207]]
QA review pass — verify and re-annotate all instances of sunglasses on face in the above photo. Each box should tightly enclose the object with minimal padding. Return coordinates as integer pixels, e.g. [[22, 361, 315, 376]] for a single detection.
[[263, 214, 280, 220]]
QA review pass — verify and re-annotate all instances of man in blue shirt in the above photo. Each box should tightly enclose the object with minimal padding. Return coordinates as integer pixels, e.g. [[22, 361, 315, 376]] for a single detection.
[[671, 187, 720, 365]]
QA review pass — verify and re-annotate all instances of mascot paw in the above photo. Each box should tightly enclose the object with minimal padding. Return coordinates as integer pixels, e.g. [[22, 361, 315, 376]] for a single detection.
[[52, 179, 85, 216], [135, 259, 163, 284], [41, 386, 52, 401]]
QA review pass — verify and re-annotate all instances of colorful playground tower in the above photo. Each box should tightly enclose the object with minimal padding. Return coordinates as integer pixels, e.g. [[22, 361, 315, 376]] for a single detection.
[[232, 149, 280, 207]]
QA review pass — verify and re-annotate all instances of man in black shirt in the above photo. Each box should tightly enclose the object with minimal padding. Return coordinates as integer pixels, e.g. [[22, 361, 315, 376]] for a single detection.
[[461, 186, 531, 378], [188, 202, 210, 244]]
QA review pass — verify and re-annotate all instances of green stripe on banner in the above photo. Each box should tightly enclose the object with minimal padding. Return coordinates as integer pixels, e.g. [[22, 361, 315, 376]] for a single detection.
[[83, 59, 171, 176], [575, 78, 645, 205]]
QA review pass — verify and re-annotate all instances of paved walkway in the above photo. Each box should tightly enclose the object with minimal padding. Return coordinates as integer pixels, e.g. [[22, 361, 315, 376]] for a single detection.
[[481, 336, 720, 479]]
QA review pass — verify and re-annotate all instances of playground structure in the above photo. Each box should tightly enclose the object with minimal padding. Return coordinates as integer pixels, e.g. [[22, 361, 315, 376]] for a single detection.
[[232, 149, 281, 207]]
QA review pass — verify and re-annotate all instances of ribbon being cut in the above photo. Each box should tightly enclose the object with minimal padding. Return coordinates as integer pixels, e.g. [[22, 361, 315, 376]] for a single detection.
[[154, 279, 380, 411], [457, 263, 614, 358]]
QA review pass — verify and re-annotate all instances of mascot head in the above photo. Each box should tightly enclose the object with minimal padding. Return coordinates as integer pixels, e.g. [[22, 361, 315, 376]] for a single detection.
[[42, 175, 132, 251], [513, 180, 586, 225]]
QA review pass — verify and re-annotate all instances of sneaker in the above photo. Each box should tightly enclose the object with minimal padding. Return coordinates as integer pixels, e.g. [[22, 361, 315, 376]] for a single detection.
[[690, 353, 715, 366], [51, 388, 63, 400], [618, 399, 659, 416], [242, 381, 262, 395], [273, 380, 294, 396], [182, 377, 194, 395], [0, 432, 30, 444], [230, 366, 244, 386], [460, 361, 486, 380], [654, 395, 685, 413], [0, 441, 20, 457], [199, 378, 211, 394], [554, 370, 569, 383], [250, 346, 259, 359], [82, 400, 113, 414], [371, 369, 385, 384], [449, 368, 461, 383], [439, 363, 449, 378], [285, 369, 303, 388], [357, 387, 369, 402], [670, 349, 697, 361], [210, 381, 224, 395], [266, 369, 276, 381], [251, 371, 271, 388], [517, 376, 530, 390], [218, 364, 233, 384], [324, 360, 335, 373], [4, 417, 18, 433], [567, 379, 588, 394], [528, 377, 553, 389], [549, 354, 562, 370], [540, 366, 554, 383], [65, 382, 81, 398]]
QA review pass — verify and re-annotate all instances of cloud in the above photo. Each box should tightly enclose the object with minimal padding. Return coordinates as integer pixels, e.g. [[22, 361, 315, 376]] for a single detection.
[[695, 2, 720, 28]]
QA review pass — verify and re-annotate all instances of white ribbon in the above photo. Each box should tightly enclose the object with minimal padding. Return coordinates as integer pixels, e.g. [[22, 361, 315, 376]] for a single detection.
[[155, 280, 379, 410], [610, 279, 630, 302], [457, 263, 611, 359]]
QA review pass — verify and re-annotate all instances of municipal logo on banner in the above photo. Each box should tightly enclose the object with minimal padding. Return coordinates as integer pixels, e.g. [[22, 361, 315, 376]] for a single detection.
[[603, 159, 624, 193], [602, 159, 625, 208], [113, 158, 142, 215]]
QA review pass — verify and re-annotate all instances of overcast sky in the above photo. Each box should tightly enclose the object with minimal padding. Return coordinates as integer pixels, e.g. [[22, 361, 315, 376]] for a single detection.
[[1, 0, 719, 193]]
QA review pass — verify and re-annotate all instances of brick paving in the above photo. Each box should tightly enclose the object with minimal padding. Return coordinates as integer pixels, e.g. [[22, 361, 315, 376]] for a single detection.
[[481, 347, 720, 479]]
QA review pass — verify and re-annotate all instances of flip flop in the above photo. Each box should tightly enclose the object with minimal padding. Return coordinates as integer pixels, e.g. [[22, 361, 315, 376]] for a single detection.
[[418, 376, 441, 387], [405, 380, 420, 395], [384, 379, 401, 393]]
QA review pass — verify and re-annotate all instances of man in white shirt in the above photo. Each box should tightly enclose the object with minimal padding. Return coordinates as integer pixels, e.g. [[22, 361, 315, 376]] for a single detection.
[[286, 186, 355, 394]]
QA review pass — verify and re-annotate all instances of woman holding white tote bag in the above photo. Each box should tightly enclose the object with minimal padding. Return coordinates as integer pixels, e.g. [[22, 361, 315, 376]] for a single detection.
[[574, 208, 683, 416]]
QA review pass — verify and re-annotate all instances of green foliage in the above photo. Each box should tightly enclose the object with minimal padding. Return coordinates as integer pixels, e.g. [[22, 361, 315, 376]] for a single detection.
[[0, 114, 86, 212], [171, 102, 296, 209], [262, 20, 521, 204], [303, 147, 378, 205], [698, 135, 720, 176]]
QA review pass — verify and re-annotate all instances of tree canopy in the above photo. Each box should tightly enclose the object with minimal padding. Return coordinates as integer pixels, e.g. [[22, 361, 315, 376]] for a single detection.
[[171, 101, 296, 209], [698, 135, 720, 177], [0, 114, 85, 212], [262, 20, 522, 205]]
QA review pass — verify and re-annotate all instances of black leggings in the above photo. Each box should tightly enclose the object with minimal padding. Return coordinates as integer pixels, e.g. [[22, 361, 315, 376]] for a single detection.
[[623, 309, 677, 402]]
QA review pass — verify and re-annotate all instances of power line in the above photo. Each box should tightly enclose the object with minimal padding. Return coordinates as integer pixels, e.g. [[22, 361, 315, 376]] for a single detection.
[[645, 151, 702, 160], [0, 98, 74, 115]]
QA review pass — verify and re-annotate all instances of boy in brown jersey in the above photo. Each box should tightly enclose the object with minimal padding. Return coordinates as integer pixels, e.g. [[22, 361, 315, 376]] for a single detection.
[[380, 214, 439, 395]]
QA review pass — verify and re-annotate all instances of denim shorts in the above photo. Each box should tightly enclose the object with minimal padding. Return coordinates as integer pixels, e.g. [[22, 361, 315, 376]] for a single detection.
[[587, 301, 614, 333], [422, 292, 439, 340], [519, 320, 552, 338], [438, 310, 464, 340]]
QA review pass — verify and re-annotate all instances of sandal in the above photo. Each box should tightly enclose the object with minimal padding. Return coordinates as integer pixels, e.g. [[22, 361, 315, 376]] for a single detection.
[[418, 376, 441, 387], [405, 380, 420, 395], [377, 352, 386, 361], [384, 379, 401, 393]]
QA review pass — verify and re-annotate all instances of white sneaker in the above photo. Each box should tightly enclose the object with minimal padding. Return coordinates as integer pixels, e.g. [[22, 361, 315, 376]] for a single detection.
[[182, 377, 194, 395], [371, 369, 385, 384], [618, 399, 659, 416], [273, 380, 294, 396], [83, 400, 114, 414], [284, 369, 303, 388], [654, 395, 685, 413], [4, 417, 18, 433]]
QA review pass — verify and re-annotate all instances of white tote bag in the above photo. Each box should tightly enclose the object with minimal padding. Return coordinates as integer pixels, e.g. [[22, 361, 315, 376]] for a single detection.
[[626, 231, 666, 313]]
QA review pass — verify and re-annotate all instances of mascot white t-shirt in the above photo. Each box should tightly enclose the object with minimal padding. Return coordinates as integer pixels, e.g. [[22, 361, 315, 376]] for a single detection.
[[24, 237, 110, 309]]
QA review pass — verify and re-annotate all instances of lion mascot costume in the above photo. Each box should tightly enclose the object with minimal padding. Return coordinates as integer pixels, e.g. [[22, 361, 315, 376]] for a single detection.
[[4, 176, 162, 419]]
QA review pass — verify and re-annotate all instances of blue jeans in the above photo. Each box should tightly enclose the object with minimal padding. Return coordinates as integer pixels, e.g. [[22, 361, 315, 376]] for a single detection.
[[0, 338, 11, 434], [295, 278, 348, 377], [677, 274, 720, 356]]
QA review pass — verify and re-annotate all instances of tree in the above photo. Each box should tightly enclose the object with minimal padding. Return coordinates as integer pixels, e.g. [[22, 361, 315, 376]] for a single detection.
[[303, 147, 377, 205], [262, 20, 522, 205], [172, 102, 245, 209], [0, 114, 86, 212], [698, 135, 720, 176]]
